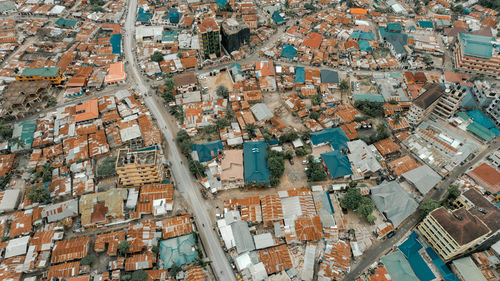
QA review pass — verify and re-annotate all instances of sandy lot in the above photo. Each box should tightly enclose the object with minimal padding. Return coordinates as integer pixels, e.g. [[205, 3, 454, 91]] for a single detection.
[[263, 91, 306, 132], [199, 70, 234, 94]]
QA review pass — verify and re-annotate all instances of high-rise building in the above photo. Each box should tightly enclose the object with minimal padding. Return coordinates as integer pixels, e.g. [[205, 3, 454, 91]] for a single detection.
[[221, 17, 250, 54], [433, 86, 467, 119], [115, 147, 163, 187], [454, 33, 500, 76], [198, 17, 221, 60]]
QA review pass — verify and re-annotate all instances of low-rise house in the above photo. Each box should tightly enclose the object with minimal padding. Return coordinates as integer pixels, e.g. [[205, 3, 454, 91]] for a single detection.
[[220, 149, 244, 189], [51, 237, 90, 264], [371, 181, 418, 227]]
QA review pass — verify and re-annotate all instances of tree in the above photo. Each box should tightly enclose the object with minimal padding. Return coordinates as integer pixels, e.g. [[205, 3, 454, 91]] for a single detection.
[[268, 150, 285, 187], [117, 240, 130, 256], [222, 2, 233, 12], [9, 137, 24, 149], [312, 94, 322, 105], [388, 99, 398, 105], [47, 97, 57, 107], [444, 185, 460, 202], [177, 130, 194, 157], [97, 156, 117, 177], [358, 197, 375, 217], [424, 54, 433, 64], [246, 123, 257, 139], [80, 254, 96, 266], [216, 85, 230, 98], [0, 121, 13, 140], [121, 275, 132, 281], [131, 270, 148, 281], [27, 185, 50, 203], [419, 200, 441, 217], [189, 159, 206, 178], [0, 175, 10, 189], [216, 118, 230, 129], [152, 245, 159, 255], [306, 158, 326, 182], [35, 163, 54, 183], [278, 131, 298, 143], [150, 51, 164, 63], [354, 100, 384, 117], [341, 188, 362, 210], [309, 111, 320, 120], [169, 264, 182, 277], [367, 214, 377, 224], [339, 79, 349, 92]]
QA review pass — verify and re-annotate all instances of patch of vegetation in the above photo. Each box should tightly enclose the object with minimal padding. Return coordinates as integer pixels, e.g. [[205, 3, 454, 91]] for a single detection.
[[131, 270, 148, 281], [162, 73, 175, 103], [268, 150, 285, 187], [479, 0, 500, 12], [0, 175, 10, 190], [354, 100, 384, 117], [97, 156, 117, 178], [151, 51, 164, 63], [360, 123, 390, 145], [278, 131, 298, 144], [246, 123, 258, 139], [27, 184, 50, 203], [216, 85, 230, 99], [306, 156, 326, 182], [117, 240, 130, 256], [419, 200, 441, 217], [341, 186, 376, 222], [80, 254, 96, 266], [0, 121, 13, 140], [189, 159, 206, 178], [35, 163, 54, 183], [47, 97, 57, 107], [176, 130, 194, 157]]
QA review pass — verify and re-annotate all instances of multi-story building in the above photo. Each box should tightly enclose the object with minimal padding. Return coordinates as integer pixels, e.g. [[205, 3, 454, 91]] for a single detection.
[[198, 17, 221, 60], [15, 67, 65, 84], [433, 86, 467, 119], [486, 94, 499, 127], [406, 83, 444, 125], [471, 80, 498, 108], [115, 147, 163, 187], [221, 17, 250, 54], [454, 33, 500, 77], [418, 189, 500, 261]]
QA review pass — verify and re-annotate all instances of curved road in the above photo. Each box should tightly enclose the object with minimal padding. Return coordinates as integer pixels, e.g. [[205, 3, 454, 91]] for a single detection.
[[123, 1, 236, 280]]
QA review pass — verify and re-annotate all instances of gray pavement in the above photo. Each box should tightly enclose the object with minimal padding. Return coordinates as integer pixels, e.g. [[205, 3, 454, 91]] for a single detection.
[[123, 1, 236, 280]]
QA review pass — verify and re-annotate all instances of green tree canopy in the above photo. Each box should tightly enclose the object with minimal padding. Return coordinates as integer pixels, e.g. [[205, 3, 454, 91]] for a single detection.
[[341, 187, 362, 210], [0, 121, 13, 140], [358, 197, 375, 217], [354, 100, 384, 117], [151, 51, 164, 63], [80, 254, 96, 266], [216, 85, 230, 98], [306, 159, 326, 182], [131, 270, 149, 281], [367, 214, 377, 224], [246, 123, 257, 139], [27, 185, 50, 203], [189, 159, 206, 178], [419, 200, 441, 217], [339, 79, 349, 91], [117, 240, 130, 256]]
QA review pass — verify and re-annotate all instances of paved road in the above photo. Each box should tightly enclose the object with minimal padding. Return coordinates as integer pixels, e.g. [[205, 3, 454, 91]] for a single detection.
[[343, 136, 500, 280], [123, 1, 236, 280]]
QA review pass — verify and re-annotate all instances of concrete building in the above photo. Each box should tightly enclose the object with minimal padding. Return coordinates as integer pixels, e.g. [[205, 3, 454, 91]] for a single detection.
[[454, 33, 500, 76], [471, 80, 499, 108], [221, 17, 250, 54], [418, 189, 500, 261], [433, 86, 467, 119], [198, 17, 221, 60], [407, 84, 444, 125], [115, 147, 163, 187], [486, 94, 499, 127], [15, 67, 65, 84]]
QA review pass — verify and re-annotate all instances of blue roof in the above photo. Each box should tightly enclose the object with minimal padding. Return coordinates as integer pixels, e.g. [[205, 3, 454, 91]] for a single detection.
[[272, 11, 286, 25], [398, 232, 436, 281], [192, 141, 224, 163], [379, 27, 408, 55], [169, 11, 180, 24], [310, 128, 349, 151], [467, 110, 496, 129], [320, 69, 339, 84], [110, 34, 122, 54], [244, 141, 270, 185], [358, 40, 372, 50], [349, 30, 375, 41], [137, 7, 152, 22], [418, 21, 433, 28], [160, 234, 198, 269], [295, 66, 305, 83], [320, 150, 352, 178], [467, 122, 496, 141], [281, 44, 297, 60], [460, 33, 494, 59], [353, 93, 385, 103], [426, 248, 460, 281]]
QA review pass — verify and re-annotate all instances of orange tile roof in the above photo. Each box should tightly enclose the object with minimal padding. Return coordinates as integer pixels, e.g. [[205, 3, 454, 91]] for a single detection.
[[373, 138, 400, 156], [198, 17, 219, 33], [51, 237, 90, 264], [302, 32, 323, 49], [350, 8, 367, 15], [467, 163, 500, 193], [0, 154, 15, 177], [294, 215, 324, 241], [387, 155, 420, 177], [257, 244, 293, 274], [125, 253, 155, 271], [95, 231, 125, 256], [104, 62, 127, 83], [370, 266, 392, 281], [161, 215, 192, 239], [75, 98, 99, 123]]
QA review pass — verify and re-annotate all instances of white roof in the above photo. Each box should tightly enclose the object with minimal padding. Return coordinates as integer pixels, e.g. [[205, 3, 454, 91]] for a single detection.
[[452, 257, 487, 281], [5, 235, 29, 258], [217, 219, 236, 250], [250, 262, 268, 281], [0, 189, 20, 212], [235, 252, 252, 271], [250, 103, 273, 121], [120, 124, 142, 142], [347, 140, 382, 174], [301, 243, 316, 281], [253, 233, 275, 249]]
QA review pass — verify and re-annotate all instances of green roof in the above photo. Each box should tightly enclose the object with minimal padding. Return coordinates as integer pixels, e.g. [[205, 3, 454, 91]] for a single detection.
[[456, 112, 470, 121], [20, 67, 60, 78], [353, 93, 385, 103], [55, 18, 77, 27], [460, 33, 494, 59], [11, 120, 37, 152], [467, 122, 495, 141]]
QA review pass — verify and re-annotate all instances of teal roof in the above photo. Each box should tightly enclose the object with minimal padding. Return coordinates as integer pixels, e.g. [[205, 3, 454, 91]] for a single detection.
[[320, 150, 352, 178], [386, 22, 402, 33], [231, 63, 242, 75], [353, 93, 385, 103], [159, 234, 197, 269], [110, 34, 121, 54], [216, 0, 227, 8], [281, 44, 297, 60], [467, 110, 495, 129], [379, 27, 408, 55], [460, 33, 493, 59], [426, 248, 460, 281], [192, 141, 223, 163], [349, 30, 375, 41], [244, 141, 270, 184], [11, 120, 37, 152], [418, 21, 433, 28], [310, 128, 349, 151], [320, 69, 339, 84], [137, 7, 152, 22], [55, 18, 77, 27], [295, 66, 305, 83], [398, 232, 435, 281], [381, 251, 420, 281], [358, 40, 372, 50], [456, 112, 470, 121], [467, 122, 495, 141], [272, 11, 286, 25], [19, 67, 60, 78]]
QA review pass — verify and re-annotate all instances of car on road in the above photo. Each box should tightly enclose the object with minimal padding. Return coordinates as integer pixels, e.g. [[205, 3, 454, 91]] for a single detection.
[[387, 231, 396, 238]]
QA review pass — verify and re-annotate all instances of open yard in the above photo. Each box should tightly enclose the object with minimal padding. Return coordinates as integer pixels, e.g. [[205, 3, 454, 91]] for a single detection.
[[199, 70, 234, 94]]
